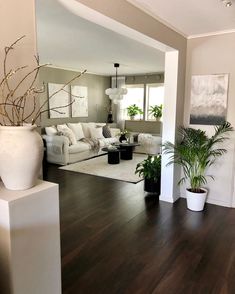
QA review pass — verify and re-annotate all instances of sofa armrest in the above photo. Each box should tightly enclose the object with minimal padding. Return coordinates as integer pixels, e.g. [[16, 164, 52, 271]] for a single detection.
[[42, 135, 70, 165], [42, 135, 69, 154]]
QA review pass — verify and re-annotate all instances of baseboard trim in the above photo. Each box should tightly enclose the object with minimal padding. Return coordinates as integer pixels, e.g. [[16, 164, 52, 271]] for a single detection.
[[180, 195, 232, 208], [160, 194, 180, 203]]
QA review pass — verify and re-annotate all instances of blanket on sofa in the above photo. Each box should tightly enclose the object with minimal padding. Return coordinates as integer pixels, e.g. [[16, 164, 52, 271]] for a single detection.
[[80, 138, 100, 150]]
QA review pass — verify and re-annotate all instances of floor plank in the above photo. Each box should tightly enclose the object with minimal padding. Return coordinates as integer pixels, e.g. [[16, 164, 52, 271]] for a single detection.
[[45, 164, 235, 294]]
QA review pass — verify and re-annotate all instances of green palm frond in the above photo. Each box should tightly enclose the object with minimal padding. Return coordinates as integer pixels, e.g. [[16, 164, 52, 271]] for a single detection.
[[162, 122, 233, 192]]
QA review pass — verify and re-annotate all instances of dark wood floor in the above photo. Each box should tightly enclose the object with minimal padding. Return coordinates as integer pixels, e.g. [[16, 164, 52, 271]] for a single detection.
[[45, 164, 235, 294]]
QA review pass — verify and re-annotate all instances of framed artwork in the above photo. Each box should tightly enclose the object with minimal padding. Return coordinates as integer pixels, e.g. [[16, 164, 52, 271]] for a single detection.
[[71, 85, 88, 117], [190, 74, 229, 125], [48, 83, 70, 118]]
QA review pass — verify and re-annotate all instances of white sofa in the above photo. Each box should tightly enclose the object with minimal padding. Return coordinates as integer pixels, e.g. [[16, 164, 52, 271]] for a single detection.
[[43, 122, 120, 165]]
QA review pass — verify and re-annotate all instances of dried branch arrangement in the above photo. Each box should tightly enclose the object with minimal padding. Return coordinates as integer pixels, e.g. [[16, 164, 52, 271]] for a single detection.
[[0, 36, 86, 126]]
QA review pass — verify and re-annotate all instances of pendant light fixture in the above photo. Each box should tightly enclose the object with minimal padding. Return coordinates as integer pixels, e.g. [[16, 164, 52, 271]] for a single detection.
[[105, 63, 127, 104]]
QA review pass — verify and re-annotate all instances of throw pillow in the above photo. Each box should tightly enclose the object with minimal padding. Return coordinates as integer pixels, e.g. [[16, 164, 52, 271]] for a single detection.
[[81, 122, 96, 138], [58, 127, 77, 146], [110, 128, 120, 138], [96, 123, 106, 127], [57, 124, 70, 132], [102, 125, 112, 138], [45, 126, 57, 136], [89, 126, 104, 140], [67, 123, 85, 141]]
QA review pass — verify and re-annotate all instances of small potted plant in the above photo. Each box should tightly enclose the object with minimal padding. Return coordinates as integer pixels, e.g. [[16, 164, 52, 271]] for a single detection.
[[149, 104, 163, 121], [127, 104, 143, 120], [119, 129, 129, 142], [163, 122, 233, 211], [135, 155, 161, 194]]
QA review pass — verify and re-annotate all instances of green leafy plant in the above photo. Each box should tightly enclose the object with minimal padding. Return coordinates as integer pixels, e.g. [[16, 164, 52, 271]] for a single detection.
[[163, 122, 233, 193], [135, 155, 161, 181], [127, 104, 143, 118], [149, 104, 163, 119]]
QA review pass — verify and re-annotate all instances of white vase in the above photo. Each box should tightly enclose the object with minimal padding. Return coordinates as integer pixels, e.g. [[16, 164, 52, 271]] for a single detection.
[[0, 125, 44, 190], [186, 188, 208, 211]]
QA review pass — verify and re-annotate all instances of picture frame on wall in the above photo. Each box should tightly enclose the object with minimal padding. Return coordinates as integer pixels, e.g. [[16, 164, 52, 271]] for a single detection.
[[190, 74, 229, 125], [48, 83, 70, 118], [71, 85, 88, 117]]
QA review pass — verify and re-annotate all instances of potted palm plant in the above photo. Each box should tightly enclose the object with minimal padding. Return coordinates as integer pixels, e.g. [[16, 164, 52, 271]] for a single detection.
[[135, 155, 161, 195], [127, 104, 143, 120], [149, 104, 163, 121], [163, 122, 233, 211]]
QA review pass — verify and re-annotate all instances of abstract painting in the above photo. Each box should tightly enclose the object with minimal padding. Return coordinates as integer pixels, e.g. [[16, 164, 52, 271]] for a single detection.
[[71, 85, 88, 117], [190, 74, 229, 125], [48, 83, 70, 118]]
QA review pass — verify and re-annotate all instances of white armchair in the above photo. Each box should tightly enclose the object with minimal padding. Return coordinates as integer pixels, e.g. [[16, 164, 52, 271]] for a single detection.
[[136, 133, 162, 155]]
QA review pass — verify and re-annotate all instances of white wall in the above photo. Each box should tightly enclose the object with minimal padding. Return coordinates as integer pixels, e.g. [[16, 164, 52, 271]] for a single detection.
[[0, 0, 38, 123], [184, 33, 235, 207]]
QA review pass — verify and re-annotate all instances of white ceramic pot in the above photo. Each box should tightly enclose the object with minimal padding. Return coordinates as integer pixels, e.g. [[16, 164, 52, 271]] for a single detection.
[[186, 188, 208, 211], [0, 125, 44, 190]]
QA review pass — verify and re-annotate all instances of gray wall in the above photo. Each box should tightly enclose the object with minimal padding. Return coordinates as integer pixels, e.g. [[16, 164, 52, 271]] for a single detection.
[[184, 32, 235, 207], [39, 67, 110, 127]]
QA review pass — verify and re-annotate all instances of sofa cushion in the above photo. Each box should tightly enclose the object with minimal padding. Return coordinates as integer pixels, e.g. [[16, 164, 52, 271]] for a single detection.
[[96, 123, 106, 127], [45, 126, 57, 136], [67, 123, 85, 141], [68, 142, 91, 154], [89, 126, 104, 140], [102, 125, 112, 138], [81, 122, 95, 138]]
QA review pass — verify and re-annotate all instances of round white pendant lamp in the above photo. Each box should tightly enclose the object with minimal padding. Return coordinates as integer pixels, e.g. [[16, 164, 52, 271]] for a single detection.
[[105, 63, 127, 104]]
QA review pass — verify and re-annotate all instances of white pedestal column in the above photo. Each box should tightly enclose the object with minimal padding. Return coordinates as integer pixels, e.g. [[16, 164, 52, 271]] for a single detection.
[[0, 180, 61, 294]]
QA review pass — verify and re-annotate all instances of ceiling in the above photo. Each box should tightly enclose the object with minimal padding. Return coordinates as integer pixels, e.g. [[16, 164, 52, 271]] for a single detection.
[[128, 0, 235, 37], [35, 0, 165, 76]]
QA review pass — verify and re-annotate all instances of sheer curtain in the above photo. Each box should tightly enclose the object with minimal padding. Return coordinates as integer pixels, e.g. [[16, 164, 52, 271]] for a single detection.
[[111, 76, 126, 130]]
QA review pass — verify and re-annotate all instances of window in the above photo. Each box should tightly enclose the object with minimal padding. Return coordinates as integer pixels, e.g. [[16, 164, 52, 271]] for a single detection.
[[122, 84, 144, 120], [122, 83, 164, 120], [146, 84, 164, 120]]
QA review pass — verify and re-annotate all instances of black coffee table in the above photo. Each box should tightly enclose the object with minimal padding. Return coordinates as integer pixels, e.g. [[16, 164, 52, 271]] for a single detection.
[[114, 143, 140, 160], [102, 147, 120, 164]]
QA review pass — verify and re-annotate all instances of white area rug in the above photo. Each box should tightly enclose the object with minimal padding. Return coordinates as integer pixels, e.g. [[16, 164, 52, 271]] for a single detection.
[[59, 153, 147, 183]]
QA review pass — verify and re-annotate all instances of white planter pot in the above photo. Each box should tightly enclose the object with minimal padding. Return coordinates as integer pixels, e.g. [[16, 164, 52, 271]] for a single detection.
[[186, 188, 208, 211], [0, 125, 44, 190]]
